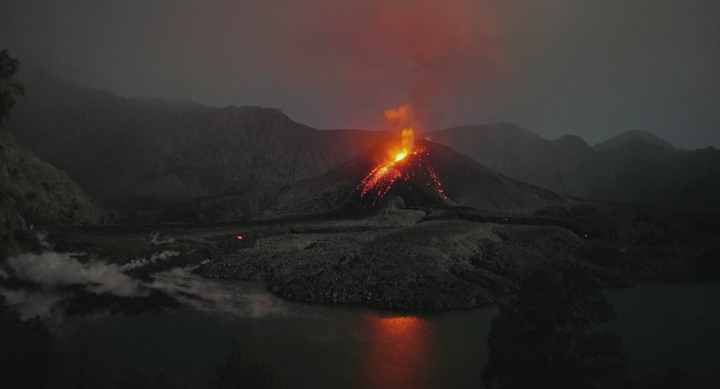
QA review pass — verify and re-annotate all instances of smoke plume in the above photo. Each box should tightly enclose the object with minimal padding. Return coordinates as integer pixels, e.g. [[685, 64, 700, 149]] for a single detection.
[[371, 0, 501, 125]]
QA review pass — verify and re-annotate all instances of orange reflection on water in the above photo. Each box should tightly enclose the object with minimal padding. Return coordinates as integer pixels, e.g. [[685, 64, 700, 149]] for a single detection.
[[360, 316, 434, 389]]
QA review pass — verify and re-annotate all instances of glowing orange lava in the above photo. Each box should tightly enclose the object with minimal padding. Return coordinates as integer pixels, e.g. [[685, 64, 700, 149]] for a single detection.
[[356, 144, 447, 205], [357, 104, 446, 206]]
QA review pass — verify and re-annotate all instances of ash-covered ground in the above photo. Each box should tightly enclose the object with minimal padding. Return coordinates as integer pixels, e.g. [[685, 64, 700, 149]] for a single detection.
[[36, 200, 716, 311]]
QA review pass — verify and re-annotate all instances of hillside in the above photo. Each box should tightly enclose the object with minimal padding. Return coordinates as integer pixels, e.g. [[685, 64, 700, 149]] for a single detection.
[[431, 125, 720, 211], [593, 130, 677, 151], [0, 131, 111, 257], [260, 137, 569, 219], [5, 69, 384, 203], [6, 70, 718, 216]]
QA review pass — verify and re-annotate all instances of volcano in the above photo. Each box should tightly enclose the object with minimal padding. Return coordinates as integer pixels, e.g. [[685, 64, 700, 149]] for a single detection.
[[264, 137, 569, 219]]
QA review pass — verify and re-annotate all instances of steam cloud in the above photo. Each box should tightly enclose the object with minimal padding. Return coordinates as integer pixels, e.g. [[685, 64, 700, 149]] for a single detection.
[[7, 252, 141, 297], [1, 250, 285, 320], [0, 288, 63, 320], [148, 267, 285, 318], [121, 250, 180, 271], [150, 232, 176, 245]]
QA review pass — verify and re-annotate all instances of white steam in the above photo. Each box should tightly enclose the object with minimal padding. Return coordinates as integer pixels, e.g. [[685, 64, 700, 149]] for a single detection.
[[7, 252, 142, 297], [0, 288, 63, 320], [120, 250, 180, 271], [2, 250, 285, 319], [36, 231, 53, 249], [149, 267, 285, 318], [150, 232, 175, 245]]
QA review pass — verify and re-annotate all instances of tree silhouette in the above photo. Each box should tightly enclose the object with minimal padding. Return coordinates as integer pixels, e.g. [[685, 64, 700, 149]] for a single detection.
[[0, 294, 56, 389], [0, 49, 24, 127], [207, 342, 285, 389], [482, 265, 628, 389], [622, 367, 694, 389]]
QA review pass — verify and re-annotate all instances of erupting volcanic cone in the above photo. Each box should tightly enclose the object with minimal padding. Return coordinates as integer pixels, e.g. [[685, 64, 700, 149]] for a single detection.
[[354, 143, 449, 209], [264, 136, 569, 219]]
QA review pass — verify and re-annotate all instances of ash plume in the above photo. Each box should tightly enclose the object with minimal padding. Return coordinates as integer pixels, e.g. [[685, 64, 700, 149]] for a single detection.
[[382, 103, 418, 145], [373, 0, 501, 126]]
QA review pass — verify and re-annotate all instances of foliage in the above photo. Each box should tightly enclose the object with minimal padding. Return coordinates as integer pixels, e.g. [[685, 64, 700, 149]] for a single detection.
[[0, 49, 25, 127], [207, 342, 285, 389], [0, 294, 56, 389], [482, 265, 629, 389], [621, 367, 694, 389], [1, 293, 287, 388]]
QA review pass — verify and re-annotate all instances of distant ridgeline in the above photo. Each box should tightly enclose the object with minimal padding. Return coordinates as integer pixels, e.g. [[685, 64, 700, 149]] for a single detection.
[[5, 68, 720, 222]]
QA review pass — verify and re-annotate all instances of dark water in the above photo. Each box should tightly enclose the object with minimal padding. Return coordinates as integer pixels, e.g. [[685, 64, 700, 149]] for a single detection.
[[59, 282, 720, 389]]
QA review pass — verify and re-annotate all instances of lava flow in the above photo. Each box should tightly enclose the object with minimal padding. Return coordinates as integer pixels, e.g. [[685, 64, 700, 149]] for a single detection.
[[357, 133, 415, 201], [356, 105, 446, 205]]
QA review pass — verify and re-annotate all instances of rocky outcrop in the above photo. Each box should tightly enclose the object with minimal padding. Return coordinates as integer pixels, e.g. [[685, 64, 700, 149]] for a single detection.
[[0, 131, 111, 257]]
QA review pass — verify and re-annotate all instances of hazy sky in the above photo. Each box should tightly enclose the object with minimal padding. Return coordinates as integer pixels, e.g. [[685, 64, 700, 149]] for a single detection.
[[1, 0, 719, 148]]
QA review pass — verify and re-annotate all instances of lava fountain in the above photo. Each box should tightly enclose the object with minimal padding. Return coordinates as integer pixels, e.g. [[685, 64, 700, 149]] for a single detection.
[[356, 104, 446, 206]]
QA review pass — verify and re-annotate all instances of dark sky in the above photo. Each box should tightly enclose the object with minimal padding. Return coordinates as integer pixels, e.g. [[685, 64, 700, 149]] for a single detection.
[[1, 0, 719, 148]]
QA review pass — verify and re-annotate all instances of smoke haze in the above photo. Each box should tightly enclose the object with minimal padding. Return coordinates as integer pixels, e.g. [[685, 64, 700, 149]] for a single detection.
[[1, 0, 719, 147]]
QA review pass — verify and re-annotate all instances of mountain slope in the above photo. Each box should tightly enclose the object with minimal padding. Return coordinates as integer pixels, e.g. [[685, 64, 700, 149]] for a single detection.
[[7, 69, 717, 215], [0, 131, 111, 257], [430, 125, 720, 211], [593, 130, 677, 151], [6, 69, 384, 202], [262, 137, 569, 219]]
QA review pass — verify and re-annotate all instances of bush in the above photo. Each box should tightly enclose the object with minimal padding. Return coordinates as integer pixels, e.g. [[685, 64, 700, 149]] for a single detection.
[[207, 343, 285, 389], [482, 265, 628, 389]]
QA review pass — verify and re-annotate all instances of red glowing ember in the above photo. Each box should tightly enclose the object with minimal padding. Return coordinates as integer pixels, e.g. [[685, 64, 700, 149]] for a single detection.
[[236, 236, 243, 240]]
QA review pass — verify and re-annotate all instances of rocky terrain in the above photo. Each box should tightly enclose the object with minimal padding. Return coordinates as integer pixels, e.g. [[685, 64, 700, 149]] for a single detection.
[[1, 70, 717, 313], [41, 198, 714, 310], [6, 118, 709, 310], [0, 130, 112, 258]]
